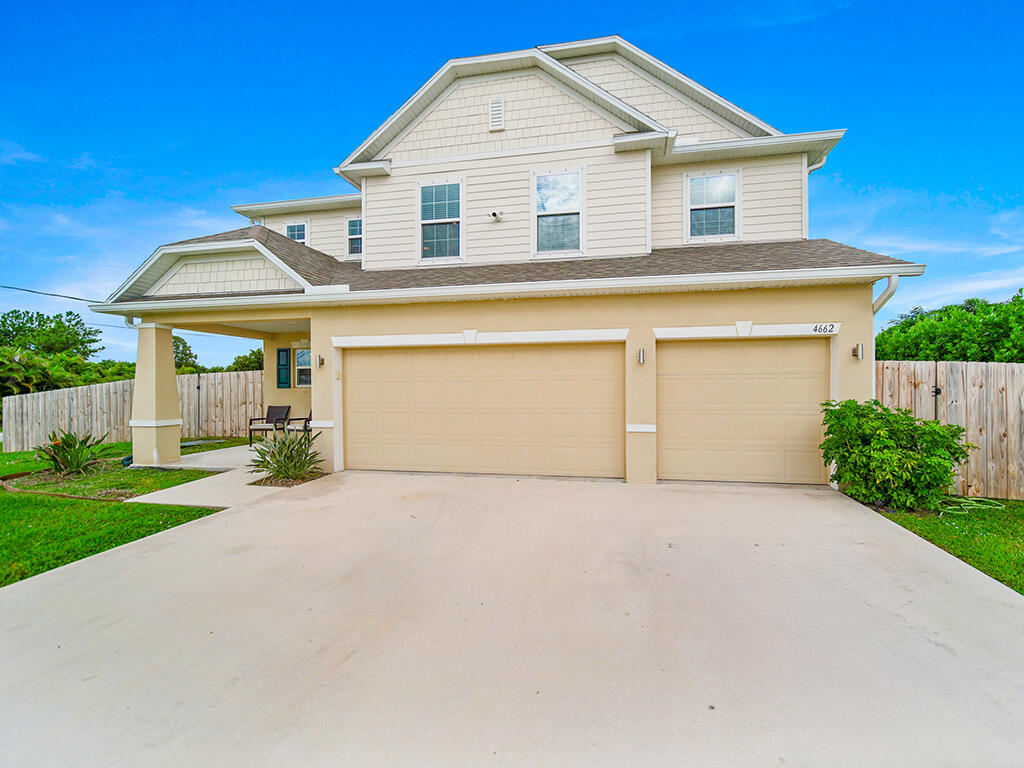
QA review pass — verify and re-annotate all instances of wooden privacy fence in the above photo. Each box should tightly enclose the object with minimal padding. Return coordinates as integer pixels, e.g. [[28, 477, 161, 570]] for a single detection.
[[876, 360, 1024, 500], [2, 371, 263, 452]]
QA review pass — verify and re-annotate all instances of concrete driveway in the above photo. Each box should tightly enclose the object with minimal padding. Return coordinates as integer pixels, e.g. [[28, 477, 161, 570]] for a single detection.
[[2, 474, 1024, 767]]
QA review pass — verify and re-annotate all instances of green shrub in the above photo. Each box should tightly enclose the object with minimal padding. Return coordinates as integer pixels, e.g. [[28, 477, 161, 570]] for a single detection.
[[820, 399, 972, 512], [248, 431, 324, 481], [34, 430, 118, 475]]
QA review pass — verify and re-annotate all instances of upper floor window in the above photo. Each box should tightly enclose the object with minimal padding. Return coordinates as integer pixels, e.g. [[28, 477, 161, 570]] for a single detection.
[[686, 173, 738, 240], [348, 218, 362, 256], [420, 182, 461, 260], [285, 223, 307, 243], [535, 171, 582, 253]]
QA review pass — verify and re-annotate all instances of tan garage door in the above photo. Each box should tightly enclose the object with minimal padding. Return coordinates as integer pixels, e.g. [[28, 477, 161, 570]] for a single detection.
[[343, 343, 625, 478], [657, 338, 828, 484]]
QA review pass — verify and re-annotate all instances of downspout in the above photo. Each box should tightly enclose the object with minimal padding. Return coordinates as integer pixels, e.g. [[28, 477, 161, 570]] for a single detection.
[[808, 157, 827, 173], [872, 274, 899, 314], [124, 314, 139, 329]]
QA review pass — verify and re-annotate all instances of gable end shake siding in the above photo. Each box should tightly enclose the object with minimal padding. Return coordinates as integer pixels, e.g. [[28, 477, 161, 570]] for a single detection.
[[386, 71, 622, 162], [565, 55, 746, 141]]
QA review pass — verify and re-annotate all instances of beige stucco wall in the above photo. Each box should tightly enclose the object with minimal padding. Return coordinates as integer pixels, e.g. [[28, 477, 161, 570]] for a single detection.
[[262, 333, 313, 418], [137, 283, 875, 481], [652, 154, 807, 247], [386, 70, 620, 162], [565, 55, 746, 141], [364, 144, 648, 269]]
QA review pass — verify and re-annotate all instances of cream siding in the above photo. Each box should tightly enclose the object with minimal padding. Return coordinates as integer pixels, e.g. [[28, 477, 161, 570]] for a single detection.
[[385, 71, 621, 163], [261, 209, 361, 259], [146, 256, 300, 296], [363, 145, 648, 270], [565, 55, 745, 142], [651, 154, 806, 247]]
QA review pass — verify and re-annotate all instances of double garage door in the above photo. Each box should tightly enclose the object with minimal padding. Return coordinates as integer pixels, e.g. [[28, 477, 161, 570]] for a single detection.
[[342, 338, 827, 484]]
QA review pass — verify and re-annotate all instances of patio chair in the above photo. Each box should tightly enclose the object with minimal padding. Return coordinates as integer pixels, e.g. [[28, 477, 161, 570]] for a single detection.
[[285, 411, 312, 435], [248, 405, 291, 445]]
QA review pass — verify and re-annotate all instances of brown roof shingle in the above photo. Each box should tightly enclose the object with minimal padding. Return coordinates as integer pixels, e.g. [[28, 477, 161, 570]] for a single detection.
[[121, 228, 913, 303]]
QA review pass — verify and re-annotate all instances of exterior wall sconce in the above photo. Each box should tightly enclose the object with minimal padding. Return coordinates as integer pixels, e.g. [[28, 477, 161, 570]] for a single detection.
[[851, 343, 864, 360], [637, 348, 646, 365], [315, 354, 325, 368]]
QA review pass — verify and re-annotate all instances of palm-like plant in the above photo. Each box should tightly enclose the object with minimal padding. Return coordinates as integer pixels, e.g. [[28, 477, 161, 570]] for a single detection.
[[34, 430, 117, 475], [248, 431, 324, 481]]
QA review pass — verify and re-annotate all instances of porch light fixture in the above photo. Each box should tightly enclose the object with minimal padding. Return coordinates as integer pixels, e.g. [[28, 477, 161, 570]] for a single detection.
[[637, 348, 646, 365], [315, 354, 324, 368], [851, 343, 864, 359]]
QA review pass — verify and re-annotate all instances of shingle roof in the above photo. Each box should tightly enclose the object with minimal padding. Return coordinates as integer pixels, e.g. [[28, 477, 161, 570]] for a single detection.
[[168, 226, 340, 286], [120, 228, 914, 303], [331, 238, 913, 291]]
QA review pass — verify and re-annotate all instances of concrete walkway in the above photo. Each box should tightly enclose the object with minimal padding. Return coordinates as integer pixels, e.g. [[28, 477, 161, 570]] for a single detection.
[[3, 474, 1024, 766], [150, 443, 256, 471]]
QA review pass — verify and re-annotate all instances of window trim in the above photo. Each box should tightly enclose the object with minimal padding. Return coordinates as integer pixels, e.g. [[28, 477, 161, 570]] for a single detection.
[[531, 166, 587, 260], [683, 169, 742, 243], [346, 216, 363, 259], [284, 219, 310, 245], [294, 348, 312, 388], [416, 178, 465, 265]]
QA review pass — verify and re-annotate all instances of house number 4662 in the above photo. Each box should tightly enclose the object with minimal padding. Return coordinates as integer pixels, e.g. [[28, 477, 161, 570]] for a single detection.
[[811, 323, 836, 334]]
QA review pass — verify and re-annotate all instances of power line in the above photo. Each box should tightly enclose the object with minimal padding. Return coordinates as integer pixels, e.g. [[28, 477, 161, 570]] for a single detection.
[[0, 284, 102, 303]]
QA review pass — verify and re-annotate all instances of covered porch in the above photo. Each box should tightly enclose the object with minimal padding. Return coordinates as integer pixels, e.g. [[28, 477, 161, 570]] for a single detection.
[[129, 312, 336, 470]]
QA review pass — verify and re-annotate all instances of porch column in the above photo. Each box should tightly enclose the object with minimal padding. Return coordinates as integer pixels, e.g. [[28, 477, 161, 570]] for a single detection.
[[130, 323, 181, 465], [625, 327, 657, 483]]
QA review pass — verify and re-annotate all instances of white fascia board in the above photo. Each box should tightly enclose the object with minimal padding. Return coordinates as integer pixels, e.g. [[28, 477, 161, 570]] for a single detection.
[[105, 238, 312, 303], [664, 130, 845, 167], [332, 160, 392, 184], [614, 130, 676, 155], [92, 262, 925, 315], [338, 48, 666, 167], [231, 193, 361, 218], [540, 36, 781, 137]]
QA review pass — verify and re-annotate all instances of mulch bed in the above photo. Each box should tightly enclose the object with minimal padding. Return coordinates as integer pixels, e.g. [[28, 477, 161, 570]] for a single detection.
[[249, 473, 328, 488]]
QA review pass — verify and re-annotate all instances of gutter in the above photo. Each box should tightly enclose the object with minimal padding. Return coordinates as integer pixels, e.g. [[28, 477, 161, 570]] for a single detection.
[[91, 262, 926, 315], [872, 274, 899, 314]]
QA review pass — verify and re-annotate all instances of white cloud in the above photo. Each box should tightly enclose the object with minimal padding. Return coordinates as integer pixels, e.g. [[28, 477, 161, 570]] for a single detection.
[[0, 139, 44, 166], [888, 266, 1024, 313], [68, 152, 98, 170]]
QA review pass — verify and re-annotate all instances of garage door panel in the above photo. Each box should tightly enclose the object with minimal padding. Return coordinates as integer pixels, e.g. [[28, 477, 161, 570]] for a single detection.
[[344, 344, 624, 478], [657, 339, 827, 484]]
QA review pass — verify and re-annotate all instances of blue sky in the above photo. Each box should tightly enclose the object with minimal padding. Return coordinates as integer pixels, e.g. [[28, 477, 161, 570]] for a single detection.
[[1, 0, 1021, 364]]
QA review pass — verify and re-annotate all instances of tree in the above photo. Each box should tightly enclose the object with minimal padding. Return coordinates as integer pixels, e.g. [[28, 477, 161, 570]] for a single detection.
[[876, 290, 1024, 362], [0, 310, 103, 358], [226, 348, 263, 371], [172, 335, 198, 370]]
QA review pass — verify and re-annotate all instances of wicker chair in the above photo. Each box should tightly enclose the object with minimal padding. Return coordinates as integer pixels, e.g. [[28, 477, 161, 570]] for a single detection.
[[248, 405, 291, 445]]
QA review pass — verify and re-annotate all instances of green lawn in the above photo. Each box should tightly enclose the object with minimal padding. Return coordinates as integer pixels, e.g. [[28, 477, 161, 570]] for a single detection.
[[883, 501, 1024, 595], [0, 492, 216, 586], [0, 436, 248, 586], [0, 436, 248, 477], [8, 464, 216, 500]]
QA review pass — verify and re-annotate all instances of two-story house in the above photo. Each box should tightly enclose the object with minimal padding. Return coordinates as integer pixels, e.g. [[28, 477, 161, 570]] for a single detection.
[[93, 36, 924, 484]]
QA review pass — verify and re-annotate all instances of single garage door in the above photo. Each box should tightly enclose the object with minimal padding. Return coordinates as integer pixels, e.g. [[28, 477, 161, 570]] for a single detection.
[[657, 338, 828, 484], [343, 343, 625, 478]]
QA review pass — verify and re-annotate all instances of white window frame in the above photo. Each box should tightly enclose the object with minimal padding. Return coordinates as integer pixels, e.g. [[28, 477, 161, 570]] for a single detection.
[[294, 348, 312, 388], [416, 178, 465, 265], [683, 169, 742, 243], [346, 216, 363, 259], [284, 219, 310, 245], [531, 166, 586, 260]]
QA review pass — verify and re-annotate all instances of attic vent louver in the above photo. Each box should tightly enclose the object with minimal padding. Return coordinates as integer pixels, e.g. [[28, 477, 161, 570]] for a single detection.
[[488, 97, 504, 132]]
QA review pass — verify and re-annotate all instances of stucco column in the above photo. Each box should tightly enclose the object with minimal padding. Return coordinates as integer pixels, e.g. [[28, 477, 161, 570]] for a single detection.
[[625, 327, 657, 483], [131, 323, 181, 465], [309, 315, 343, 472]]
